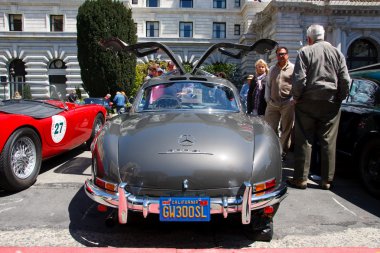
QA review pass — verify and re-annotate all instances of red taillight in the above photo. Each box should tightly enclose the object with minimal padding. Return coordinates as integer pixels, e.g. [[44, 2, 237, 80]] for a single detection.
[[95, 177, 106, 189], [265, 178, 276, 189], [97, 204, 107, 212], [264, 205, 274, 215], [253, 178, 276, 196]]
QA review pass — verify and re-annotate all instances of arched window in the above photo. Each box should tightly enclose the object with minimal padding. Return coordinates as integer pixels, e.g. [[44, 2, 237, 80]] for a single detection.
[[347, 39, 378, 69], [9, 59, 26, 98], [48, 59, 67, 99]]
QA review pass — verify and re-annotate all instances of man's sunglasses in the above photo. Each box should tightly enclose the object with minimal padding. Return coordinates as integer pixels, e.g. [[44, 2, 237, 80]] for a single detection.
[[277, 53, 287, 56]]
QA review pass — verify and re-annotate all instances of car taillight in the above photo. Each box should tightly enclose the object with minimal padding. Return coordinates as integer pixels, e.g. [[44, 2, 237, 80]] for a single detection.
[[264, 205, 274, 215], [253, 178, 276, 196], [265, 178, 276, 189], [95, 177, 117, 192]]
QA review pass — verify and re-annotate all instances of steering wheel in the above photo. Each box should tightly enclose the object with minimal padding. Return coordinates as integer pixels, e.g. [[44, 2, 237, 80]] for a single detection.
[[153, 95, 181, 109]]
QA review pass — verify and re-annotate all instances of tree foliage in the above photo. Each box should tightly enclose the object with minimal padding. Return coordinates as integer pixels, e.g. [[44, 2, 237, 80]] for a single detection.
[[77, 0, 137, 97], [22, 84, 32, 99], [133, 60, 171, 98], [201, 62, 241, 86], [75, 86, 82, 100]]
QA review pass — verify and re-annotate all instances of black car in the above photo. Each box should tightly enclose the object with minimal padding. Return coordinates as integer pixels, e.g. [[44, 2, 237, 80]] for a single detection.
[[336, 76, 380, 197]]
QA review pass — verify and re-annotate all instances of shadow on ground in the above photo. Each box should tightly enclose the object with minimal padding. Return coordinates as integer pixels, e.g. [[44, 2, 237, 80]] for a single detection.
[[39, 144, 91, 176], [282, 151, 380, 218], [67, 187, 265, 248]]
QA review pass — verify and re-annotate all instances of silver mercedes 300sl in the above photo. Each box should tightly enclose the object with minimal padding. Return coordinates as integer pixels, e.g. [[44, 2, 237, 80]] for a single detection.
[[84, 38, 287, 241]]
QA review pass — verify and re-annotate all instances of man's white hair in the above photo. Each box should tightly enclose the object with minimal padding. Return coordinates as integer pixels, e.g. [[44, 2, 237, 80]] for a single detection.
[[307, 24, 325, 41]]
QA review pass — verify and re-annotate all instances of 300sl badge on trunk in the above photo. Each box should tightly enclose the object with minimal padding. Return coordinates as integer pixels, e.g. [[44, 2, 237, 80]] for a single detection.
[[159, 197, 210, 222]]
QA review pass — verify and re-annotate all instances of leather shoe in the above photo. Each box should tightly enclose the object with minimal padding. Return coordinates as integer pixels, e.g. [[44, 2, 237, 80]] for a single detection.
[[321, 180, 332, 190], [286, 178, 307, 189]]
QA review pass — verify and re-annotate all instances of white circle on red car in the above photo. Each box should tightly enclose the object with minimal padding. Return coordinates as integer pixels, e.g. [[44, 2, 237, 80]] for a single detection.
[[51, 115, 67, 143]]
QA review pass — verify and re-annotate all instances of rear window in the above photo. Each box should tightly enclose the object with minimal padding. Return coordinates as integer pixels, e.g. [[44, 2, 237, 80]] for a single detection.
[[347, 79, 380, 106], [136, 82, 238, 112]]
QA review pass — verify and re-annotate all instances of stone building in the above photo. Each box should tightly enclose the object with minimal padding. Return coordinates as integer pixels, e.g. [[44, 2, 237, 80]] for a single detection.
[[0, 0, 379, 99]]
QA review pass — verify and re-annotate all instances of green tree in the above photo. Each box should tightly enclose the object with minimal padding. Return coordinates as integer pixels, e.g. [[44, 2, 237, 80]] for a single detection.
[[22, 84, 32, 99], [182, 62, 193, 73], [202, 62, 241, 86], [77, 0, 137, 97], [75, 86, 82, 100]]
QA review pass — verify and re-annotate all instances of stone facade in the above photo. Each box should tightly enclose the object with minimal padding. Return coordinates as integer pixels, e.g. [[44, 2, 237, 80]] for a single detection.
[[0, 0, 379, 99], [250, 1, 380, 68]]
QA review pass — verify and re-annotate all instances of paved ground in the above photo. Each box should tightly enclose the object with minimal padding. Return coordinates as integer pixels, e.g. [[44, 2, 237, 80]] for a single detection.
[[0, 147, 379, 252]]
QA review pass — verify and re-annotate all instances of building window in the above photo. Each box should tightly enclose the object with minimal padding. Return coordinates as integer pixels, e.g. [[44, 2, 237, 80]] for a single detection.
[[180, 22, 193, 38], [213, 0, 226, 8], [9, 14, 22, 31], [234, 0, 241, 7], [132, 0, 138, 4], [146, 21, 159, 37], [146, 0, 159, 7], [49, 60, 67, 100], [180, 0, 193, 8], [234, 24, 240, 35], [347, 39, 378, 69], [50, 15, 63, 32], [213, 22, 226, 38]]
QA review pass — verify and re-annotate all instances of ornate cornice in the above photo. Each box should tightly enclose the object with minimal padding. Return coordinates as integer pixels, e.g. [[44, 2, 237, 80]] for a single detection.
[[271, 0, 380, 16], [252, 0, 380, 33]]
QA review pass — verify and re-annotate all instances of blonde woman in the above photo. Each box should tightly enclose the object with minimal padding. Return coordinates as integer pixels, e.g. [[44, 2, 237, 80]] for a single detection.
[[246, 59, 269, 116]]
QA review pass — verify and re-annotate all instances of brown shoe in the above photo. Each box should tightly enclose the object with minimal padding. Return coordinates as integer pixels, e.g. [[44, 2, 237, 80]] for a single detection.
[[286, 178, 307, 189], [321, 181, 331, 190]]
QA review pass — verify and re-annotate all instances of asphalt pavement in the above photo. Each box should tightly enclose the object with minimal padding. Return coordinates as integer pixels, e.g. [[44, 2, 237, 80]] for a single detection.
[[0, 146, 379, 252]]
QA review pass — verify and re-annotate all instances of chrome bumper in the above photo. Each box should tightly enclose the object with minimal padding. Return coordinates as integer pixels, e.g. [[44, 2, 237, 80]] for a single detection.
[[84, 179, 287, 224]]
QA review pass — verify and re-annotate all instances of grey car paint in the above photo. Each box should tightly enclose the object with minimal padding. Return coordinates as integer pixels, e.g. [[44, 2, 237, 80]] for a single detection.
[[86, 39, 286, 238], [92, 76, 282, 197]]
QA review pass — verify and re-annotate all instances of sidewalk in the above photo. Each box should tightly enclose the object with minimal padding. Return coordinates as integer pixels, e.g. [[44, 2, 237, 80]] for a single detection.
[[1, 247, 379, 253]]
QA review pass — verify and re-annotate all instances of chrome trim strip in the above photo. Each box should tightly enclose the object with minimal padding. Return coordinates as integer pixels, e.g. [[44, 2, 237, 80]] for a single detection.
[[118, 183, 128, 224], [222, 196, 228, 218], [84, 179, 288, 224], [242, 182, 252, 224]]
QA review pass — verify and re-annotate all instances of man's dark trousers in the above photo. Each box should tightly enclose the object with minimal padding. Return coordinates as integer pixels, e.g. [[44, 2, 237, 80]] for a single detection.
[[293, 100, 341, 182]]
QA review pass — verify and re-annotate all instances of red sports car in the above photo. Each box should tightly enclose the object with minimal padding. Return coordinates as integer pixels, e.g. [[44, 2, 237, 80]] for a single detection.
[[0, 97, 106, 191]]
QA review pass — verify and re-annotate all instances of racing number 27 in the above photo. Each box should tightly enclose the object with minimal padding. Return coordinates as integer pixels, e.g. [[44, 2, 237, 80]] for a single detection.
[[54, 122, 64, 134]]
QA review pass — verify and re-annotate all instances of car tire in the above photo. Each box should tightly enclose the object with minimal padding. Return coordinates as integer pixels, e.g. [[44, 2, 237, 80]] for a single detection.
[[245, 215, 273, 242], [86, 113, 104, 150], [0, 128, 42, 191], [252, 217, 273, 242], [359, 139, 380, 197]]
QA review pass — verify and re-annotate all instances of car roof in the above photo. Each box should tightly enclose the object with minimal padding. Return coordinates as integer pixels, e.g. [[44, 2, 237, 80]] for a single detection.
[[141, 73, 236, 90]]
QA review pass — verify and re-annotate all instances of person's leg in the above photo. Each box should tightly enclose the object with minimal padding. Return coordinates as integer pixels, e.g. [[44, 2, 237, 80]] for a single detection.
[[316, 102, 341, 184], [279, 102, 294, 154], [293, 103, 315, 181], [264, 102, 281, 135]]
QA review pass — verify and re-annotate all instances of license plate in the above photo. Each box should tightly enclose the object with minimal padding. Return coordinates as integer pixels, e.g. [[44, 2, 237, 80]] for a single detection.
[[159, 197, 210, 222]]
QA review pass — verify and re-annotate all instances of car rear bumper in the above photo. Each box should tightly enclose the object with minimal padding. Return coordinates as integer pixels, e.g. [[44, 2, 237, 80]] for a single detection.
[[84, 179, 287, 224]]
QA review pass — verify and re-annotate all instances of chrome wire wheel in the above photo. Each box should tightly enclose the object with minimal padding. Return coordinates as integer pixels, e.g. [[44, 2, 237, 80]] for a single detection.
[[10, 136, 37, 179], [94, 117, 103, 134]]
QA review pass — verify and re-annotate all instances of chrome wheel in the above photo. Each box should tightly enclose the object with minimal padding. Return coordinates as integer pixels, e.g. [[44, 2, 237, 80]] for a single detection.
[[86, 114, 104, 150], [94, 118, 103, 134], [11, 136, 37, 179]]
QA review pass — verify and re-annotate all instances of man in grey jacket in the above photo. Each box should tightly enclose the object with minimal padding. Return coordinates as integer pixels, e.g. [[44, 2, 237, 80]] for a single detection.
[[287, 24, 351, 190]]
